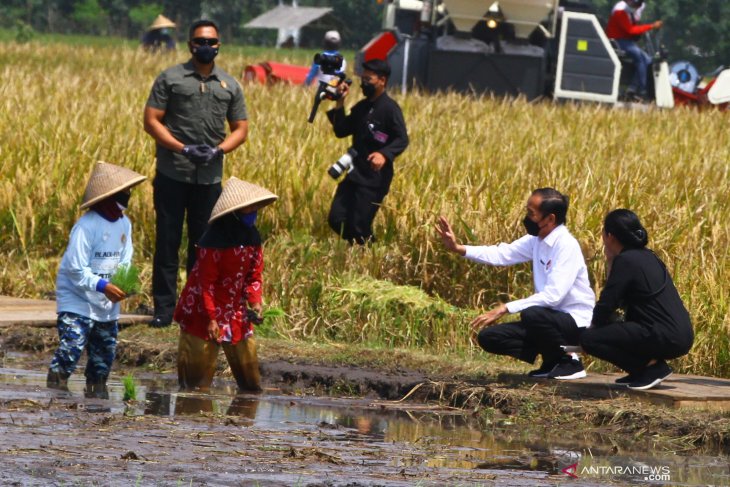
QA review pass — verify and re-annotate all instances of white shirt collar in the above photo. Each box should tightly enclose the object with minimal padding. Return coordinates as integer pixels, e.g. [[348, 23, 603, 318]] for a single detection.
[[541, 224, 567, 247]]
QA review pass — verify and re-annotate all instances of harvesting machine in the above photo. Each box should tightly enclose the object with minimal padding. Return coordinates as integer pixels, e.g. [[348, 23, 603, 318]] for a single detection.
[[357, 0, 680, 106]]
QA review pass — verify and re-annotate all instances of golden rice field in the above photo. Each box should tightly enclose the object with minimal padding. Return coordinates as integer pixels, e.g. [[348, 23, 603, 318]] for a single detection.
[[1, 40, 729, 376]]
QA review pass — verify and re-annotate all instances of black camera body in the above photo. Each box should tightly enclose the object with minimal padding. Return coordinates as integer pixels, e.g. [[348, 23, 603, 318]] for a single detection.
[[314, 52, 344, 75]]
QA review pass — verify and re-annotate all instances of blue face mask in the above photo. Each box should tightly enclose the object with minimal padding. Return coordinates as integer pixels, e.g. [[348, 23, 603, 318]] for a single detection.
[[239, 211, 257, 227]]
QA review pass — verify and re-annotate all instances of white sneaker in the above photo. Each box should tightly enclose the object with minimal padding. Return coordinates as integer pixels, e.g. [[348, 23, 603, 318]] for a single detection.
[[548, 357, 586, 380]]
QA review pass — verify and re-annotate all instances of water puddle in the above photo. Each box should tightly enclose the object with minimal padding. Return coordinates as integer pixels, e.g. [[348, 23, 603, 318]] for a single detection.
[[0, 359, 728, 486]]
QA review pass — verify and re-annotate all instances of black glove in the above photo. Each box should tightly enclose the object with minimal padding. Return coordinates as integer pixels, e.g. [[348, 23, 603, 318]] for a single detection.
[[246, 308, 263, 325], [204, 146, 224, 164], [181, 144, 214, 164]]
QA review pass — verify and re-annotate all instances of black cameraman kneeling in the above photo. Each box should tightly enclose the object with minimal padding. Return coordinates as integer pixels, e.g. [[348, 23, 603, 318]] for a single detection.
[[326, 59, 409, 244]]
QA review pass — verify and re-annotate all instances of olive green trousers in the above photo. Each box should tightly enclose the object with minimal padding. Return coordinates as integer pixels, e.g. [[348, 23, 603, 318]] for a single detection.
[[177, 333, 261, 392]]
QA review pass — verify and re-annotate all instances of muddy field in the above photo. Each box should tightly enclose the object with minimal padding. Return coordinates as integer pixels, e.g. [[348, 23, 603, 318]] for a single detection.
[[1, 327, 729, 486]]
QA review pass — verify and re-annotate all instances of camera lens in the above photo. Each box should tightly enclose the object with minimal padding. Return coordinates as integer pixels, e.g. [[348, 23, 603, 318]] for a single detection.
[[328, 165, 342, 179], [328, 150, 355, 180]]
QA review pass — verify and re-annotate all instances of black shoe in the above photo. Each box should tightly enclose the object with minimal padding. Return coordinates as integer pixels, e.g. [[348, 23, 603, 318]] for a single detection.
[[528, 360, 559, 378], [615, 373, 636, 385], [149, 316, 172, 328], [547, 355, 586, 380], [627, 361, 672, 390]]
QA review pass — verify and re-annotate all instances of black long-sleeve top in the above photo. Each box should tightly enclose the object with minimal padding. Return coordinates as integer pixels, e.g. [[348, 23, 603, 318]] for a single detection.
[[326, 92, 409, 189], [592, 248, 693, 345]]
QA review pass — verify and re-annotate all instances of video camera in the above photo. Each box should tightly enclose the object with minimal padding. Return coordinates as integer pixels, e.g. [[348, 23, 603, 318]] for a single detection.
[[315, 52, 343, 76], [307, 52, 351, 123]]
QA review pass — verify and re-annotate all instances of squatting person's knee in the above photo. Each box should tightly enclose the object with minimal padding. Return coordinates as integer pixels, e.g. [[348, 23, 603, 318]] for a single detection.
[[477, 327, 502, 354], [519, 306, 545, 323]]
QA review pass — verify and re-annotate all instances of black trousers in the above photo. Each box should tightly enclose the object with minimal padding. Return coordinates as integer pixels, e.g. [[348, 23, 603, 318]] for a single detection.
[[152, 173, 221, 318], [580, 321, 692, 374], [477, 306, 581, 365], [328, 178, 387, 244]]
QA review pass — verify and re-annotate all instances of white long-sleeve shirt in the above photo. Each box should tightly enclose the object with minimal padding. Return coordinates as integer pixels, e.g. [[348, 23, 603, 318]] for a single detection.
[[464, 225, 595, 327], [56, 211, 133, 322]]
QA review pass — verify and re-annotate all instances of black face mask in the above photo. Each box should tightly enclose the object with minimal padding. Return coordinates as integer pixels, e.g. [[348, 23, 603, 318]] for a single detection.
[[114, 191, 131, 209], [361, 81, 376, 98], [191, 45, 218, 64], [523, 215, 544, 236]]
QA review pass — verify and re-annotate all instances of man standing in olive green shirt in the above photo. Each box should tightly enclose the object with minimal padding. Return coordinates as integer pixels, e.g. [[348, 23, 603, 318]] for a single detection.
[[144, 19, 248, 327]]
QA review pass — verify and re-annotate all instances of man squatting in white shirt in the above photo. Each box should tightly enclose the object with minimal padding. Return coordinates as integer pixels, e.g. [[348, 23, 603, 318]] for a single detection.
[[436, 188, 596, 380]]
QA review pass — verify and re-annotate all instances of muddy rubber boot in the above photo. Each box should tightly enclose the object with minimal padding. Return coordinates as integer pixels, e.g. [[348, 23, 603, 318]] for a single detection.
[[85, 380, 109, 399], [222, 337, 262, 392], [46, 369, 70, 391], [177, 332, 219, 391]]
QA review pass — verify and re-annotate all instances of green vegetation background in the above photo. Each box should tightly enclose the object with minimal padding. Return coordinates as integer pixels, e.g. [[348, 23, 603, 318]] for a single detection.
[[0, 35, 728, 377]]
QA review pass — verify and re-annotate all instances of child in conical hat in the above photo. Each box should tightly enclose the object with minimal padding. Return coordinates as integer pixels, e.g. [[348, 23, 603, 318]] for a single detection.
[[49, 161, 146, 396], [174, 177, 277, 392]]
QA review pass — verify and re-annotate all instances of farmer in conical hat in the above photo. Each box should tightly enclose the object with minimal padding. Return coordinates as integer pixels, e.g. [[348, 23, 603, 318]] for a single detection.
[[142, 14, 176, 52], [48, 162, 147, 397], [174, 177, 277, 392]]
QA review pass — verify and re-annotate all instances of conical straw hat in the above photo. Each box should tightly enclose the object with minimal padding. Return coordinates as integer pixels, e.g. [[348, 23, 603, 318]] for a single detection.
[[209, 177, 278, 223], [149, 14, 176, 31], [80, 161, 147, 209]]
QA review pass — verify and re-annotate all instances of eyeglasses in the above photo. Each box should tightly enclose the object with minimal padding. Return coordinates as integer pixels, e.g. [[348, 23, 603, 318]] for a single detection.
[[191, 37, 219, 46]]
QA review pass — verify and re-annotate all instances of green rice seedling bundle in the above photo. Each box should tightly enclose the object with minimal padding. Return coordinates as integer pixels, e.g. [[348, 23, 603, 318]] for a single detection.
[[111, 264, 141, 296], [252, 307, 286, 338], [122, 374, 137, 402]]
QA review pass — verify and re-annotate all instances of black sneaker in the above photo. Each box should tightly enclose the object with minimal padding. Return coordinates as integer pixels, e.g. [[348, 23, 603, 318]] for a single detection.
[[628, 361, 672, 390], [528, 360, 559, 378], [615, 373, 636, 385], [149, 316, 173, 328], [547, 356, 586, 380]]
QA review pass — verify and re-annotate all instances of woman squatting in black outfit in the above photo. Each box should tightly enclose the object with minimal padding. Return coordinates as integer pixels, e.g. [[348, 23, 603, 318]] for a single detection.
[[580, 209, 694, 390]]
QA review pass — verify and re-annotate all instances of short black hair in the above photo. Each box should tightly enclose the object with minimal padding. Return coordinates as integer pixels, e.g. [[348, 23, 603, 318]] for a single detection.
[[189, 19, 219, 40], [362, 59, 391, 78], [604, 209, 648, 249], [532, 187, 569, 225]]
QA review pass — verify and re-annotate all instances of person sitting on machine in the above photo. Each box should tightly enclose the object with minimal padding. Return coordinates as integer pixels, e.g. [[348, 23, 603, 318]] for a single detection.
[[606, 0, 662, 101]]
